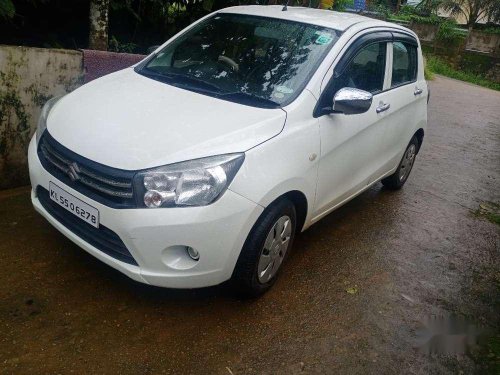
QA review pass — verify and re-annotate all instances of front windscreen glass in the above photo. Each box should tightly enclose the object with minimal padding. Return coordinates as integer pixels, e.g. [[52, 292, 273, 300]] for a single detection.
[[137, 13, 340, 108]]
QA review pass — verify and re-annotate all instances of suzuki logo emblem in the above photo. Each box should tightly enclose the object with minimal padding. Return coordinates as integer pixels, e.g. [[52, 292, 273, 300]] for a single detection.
[[67, 162, 81, 182]]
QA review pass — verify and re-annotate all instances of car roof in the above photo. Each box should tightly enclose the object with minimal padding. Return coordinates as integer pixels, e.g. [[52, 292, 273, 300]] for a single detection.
[[219, 5, 388, 32]]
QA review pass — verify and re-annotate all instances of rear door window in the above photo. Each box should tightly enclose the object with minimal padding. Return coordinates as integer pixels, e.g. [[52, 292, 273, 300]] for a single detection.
[[391, 42, 417, 87]]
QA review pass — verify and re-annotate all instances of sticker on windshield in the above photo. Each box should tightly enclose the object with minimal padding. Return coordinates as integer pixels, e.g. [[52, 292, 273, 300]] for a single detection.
[[315, 32, 334, 45]]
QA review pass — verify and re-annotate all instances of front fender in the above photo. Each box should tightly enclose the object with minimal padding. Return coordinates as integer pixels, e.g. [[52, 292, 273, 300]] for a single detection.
[[229, 94, 320, 231]]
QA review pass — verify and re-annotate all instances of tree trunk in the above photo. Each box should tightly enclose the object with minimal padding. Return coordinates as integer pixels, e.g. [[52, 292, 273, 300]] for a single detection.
[[396, 0, 402, 13], [89, 0, 110, 51]]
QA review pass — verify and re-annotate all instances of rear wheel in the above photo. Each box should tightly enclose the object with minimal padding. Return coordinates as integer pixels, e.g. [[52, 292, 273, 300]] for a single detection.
[[381, 136, 419, 190], [232, 198, 296, 297]]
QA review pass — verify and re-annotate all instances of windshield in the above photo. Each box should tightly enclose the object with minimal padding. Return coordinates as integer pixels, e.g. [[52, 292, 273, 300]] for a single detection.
[[136, 13, 340, 108]]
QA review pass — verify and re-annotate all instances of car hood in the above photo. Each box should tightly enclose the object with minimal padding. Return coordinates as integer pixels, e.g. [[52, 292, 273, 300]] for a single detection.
[[47, 68, 286, 170]]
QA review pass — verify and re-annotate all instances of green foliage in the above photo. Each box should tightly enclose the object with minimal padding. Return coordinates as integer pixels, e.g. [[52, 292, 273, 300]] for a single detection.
[[474, 202, 500, 226], [425, 55, 500, 91], [415, 0, 443, 15], [440, 0, 500, 27], [368, 0, 401, 12], [390, 13, 442, 24], [398, 4, 416, 15], [365, 1, 392, 18], [388, 4, 444, 24], [436, 19, 466, 44], [459, 52, 494, 76], [481, 334, 500, 373], [480, 26, 500, 35], [0, 0, 15, 19], [391, 5, 466, 45], [333, 0, 354, 11], [424, 63, 434, 80], [109, 36, 138, 53]]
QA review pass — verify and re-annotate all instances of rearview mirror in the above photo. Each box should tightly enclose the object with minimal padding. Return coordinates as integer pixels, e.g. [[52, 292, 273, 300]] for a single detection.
[[332, 88, 373, 115]]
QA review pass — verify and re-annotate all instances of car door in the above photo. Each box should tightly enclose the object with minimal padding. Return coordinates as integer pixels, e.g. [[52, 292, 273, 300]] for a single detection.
[[312, 32, 394, 220], [379, 33, 427, 169]]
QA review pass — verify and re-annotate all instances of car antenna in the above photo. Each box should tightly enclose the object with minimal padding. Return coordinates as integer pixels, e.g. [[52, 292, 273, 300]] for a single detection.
[[282, 0, 289, 11]]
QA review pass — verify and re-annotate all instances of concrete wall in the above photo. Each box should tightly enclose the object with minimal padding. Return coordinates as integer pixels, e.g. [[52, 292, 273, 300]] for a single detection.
[[0, 45, 145, 189], [465, 31, 500, 56], [408, 23, 500, 56], [0, 45, 83, 189], [410, 23, 438, 43]]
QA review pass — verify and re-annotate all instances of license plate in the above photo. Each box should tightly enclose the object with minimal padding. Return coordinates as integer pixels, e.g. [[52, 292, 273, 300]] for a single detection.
[[49, 182, 99, 228]]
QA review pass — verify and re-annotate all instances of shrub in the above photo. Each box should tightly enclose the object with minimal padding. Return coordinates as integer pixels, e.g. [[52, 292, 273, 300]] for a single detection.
[[109, 36, 138, 54], [424, 62, 434, 80], [332, 0, 354, 11], [481, 26, 500, 35], [436, 20, 466, 45]]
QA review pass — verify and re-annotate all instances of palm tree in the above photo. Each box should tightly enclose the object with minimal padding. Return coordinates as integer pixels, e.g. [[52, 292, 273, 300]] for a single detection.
[[440, 0, 500, 29]]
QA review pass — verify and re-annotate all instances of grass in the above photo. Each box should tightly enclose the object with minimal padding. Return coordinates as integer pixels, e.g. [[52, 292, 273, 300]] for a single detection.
[[424, 55, 500, 91], [482, 334, 500, 374], [424, 63, 434, 80], [473, 202, 500, 226], [478, 26, 500, 35]]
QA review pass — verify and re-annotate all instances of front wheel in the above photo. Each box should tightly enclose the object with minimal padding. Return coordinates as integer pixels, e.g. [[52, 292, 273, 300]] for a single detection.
[[231, 198, 296, 297], [381, 136, 419, 190]]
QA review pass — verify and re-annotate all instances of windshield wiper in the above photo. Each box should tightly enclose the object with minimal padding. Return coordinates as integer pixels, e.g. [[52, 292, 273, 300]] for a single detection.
[[217, 91, 281, 109], [138, 68, 223, 95]]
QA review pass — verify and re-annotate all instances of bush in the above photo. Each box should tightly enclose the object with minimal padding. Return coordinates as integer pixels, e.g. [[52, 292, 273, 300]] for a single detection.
[[109, 36, 138, 54], [459, 52, 494, 76], [332, 0, 354, 11], [424, 62, 434, 80], [389, 12, 443, 25], [481, 26, 500, 35], [436, 20, 466, 45]]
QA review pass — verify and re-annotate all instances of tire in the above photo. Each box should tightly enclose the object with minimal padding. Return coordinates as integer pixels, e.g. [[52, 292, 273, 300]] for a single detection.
[[231, 198, 297, 297], [381, 135, 419, 190]]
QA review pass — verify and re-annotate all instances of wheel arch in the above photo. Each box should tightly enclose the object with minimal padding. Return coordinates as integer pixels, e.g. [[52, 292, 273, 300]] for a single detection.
[[414, 128, 424, 153], [265, 190, 309, 233]]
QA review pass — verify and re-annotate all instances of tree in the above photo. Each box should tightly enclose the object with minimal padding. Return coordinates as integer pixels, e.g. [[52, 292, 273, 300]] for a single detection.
[[89, 0, 110, 50], [416, 0, 443, 16], [440, 0, 500, 28], [0, 0, 15, 19]]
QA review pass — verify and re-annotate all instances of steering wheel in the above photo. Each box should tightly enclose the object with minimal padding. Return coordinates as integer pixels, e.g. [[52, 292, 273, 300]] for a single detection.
[[217, 55, 239, 73]]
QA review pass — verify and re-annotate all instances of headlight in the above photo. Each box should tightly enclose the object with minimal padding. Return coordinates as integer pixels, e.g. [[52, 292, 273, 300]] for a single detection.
[[36, 95, 63, 143], [134, 154, 245, 208]]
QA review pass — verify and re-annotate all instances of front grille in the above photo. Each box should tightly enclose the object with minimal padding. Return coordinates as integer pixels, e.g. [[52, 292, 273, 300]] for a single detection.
[[37, 186, 138, 266], [38, 132, 136, 208]]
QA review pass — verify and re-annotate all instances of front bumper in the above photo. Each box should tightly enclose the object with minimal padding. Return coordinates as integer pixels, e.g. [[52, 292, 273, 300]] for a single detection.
[[28, 136, 264, 288]]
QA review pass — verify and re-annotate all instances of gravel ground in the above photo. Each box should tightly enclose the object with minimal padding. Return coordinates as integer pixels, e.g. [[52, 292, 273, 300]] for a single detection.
[[0, 76, 499, 374]]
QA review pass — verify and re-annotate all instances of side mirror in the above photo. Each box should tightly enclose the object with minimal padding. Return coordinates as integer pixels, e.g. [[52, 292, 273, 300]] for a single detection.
[[332, 87, 373, 115], [147, 45, 161, 54]]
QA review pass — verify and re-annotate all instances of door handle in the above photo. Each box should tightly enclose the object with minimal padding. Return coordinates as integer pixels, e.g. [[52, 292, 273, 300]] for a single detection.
[[376, 103, 390, 113], [414, 87, 423, 96]]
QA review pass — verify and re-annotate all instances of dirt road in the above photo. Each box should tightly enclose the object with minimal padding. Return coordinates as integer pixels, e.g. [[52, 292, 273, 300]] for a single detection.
[[1, 76, 499, 374]]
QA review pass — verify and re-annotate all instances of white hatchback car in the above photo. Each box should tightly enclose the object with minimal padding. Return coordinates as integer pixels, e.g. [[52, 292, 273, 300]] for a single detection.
[[29, 5, 427, 295]]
